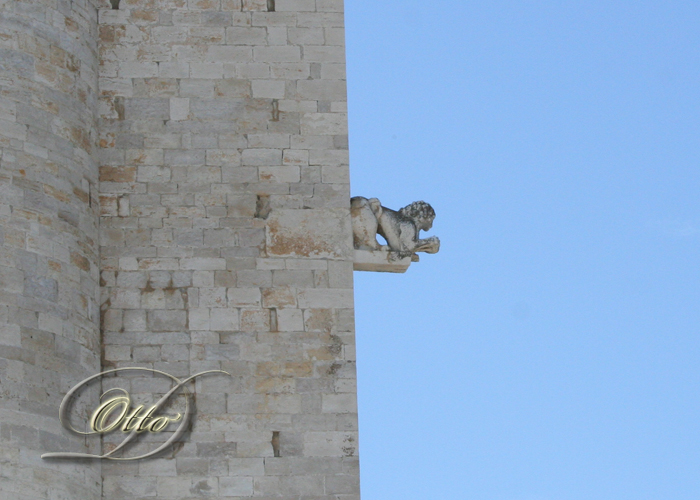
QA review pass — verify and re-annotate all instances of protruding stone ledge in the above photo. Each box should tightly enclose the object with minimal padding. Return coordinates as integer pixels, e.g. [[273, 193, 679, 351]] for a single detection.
[[350, 196, 439, 273], [353, 249, 415, 273]]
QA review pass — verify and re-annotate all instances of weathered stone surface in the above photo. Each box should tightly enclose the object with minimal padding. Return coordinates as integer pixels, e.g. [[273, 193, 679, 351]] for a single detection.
[[266, 209, 353, 259], [96, 0, 359, 497], [0, 0, 102, 498], [353, 249, 412, 273], [0, 0, 357, 494]]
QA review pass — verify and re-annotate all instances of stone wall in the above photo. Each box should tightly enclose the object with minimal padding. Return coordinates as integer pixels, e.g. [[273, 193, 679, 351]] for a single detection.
[[0, 0, 103, 498], [98, 0, 360, 498]]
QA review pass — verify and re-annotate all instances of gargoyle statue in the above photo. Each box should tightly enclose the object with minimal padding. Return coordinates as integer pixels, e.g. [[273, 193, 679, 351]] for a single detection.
[[351, 197, 440, 259]]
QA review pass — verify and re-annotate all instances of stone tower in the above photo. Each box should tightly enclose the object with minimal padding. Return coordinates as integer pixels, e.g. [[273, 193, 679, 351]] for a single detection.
[[1, 0, 359, 498]]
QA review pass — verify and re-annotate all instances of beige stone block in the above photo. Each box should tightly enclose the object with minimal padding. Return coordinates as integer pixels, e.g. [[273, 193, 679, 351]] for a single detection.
[[101, 310, 122, 332], [269, 62, 310, 80], [321, 165, 350, 183], [324, 27, 346, 45], [220, 477, 254, 496], [103, 477, 157, 497], [180, 257, 227, 270], [111, 289, 141, 309], [325, 474, 360, 495], [214, 79, 251, 98], [152, 26, 189, 44], [276, 0, 316, 11], [157, 477, 192, 497], [189, 309, 211, 330], [300, 113, 348, 135], [119, 62, 159, 78], [297, 79, 346, 100], [261, 286, 296, 308], [200, 287, 228, 307], [316, 0, 344, 12], [227, 458, 265, 476], [104, 345, 131, 361], [303, 45, 345, 62], [308, 149, 348, 167], [252, 11, 298, 26], [252, 80, 286, 98], [228, 287, 261, 306], [144, 134, 181, 149], [210, 308, 240, 331], [343, 343, 356, 361], [159, 62, 190, 78], [268, 26, 288, 45], [140, 459, 177, 476], [328, 260, 353, 288], [322, 393, 357, 413], [170, 98, 190, 121], [240, 309, 270, 332], [288, 27, 324, 45], [259, 166, 300, 183], [283, 149, 309, 165], [222, 0, 242, 9], [206, 149, 242, 166], [99, 9, 130, 25], [232, 62, 270, 79], [285, 259, 328, 270], [266, 208, 352, 259], [247, 133, 290, 148], [190, 63, 224, 79], [256, 258, 286, 270], [259, 394, 302, 413], [297, 288, 353, 308], [278, 99, 318, 112], [242, 0, 267, 10], [225, 26, 267, 45], [185, 265, 209, 285], [296, 12, 345, 28], [242, 148, 282, 166], [352, 249, 411, 273], [139, 258, 179, 270], [304, 432, 357, 457], [254, 46, 301, 63], [126, 148, 164, 166], [330, 100, 348, 112], [277, 308, 303, 331], [291, 135, 334, 149], [124, 310, 147, 331], [149, 310, 187, 331]]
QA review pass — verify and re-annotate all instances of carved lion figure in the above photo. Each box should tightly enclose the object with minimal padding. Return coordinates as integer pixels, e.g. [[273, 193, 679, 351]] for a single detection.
[[351, 197, 440, 256]]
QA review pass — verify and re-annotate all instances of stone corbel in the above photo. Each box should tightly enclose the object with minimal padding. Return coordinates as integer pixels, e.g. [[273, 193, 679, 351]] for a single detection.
[[351, 197, 440, 273]]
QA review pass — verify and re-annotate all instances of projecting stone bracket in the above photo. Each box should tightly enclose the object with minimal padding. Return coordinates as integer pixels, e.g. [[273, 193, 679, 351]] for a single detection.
[[353, 249, 421, 273], [351, 196, 439, 273]]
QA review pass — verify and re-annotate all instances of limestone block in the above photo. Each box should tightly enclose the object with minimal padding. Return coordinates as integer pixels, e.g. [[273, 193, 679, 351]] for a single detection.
[[303, 45, 346, 63], [322, 393, 357, 413], [300, 113, 348, 135], [297, 288, 353, 308], [170, 98, 190, 121], [277, 308, 304, 331], [304, 432, 357, 457], [352, 249, 411, 273], [252, 80, 286, 98], [254, 46, 301, 63], [297, 80, 347, 100], [210, 308, 240, 331], [265, 208, 352, 259], [219, 476, 254, 496], [148, 310, 187, 331]]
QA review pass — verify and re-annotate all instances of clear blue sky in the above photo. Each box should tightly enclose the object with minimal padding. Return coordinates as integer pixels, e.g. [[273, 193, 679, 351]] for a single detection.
[[345, 2, 700, 499]]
